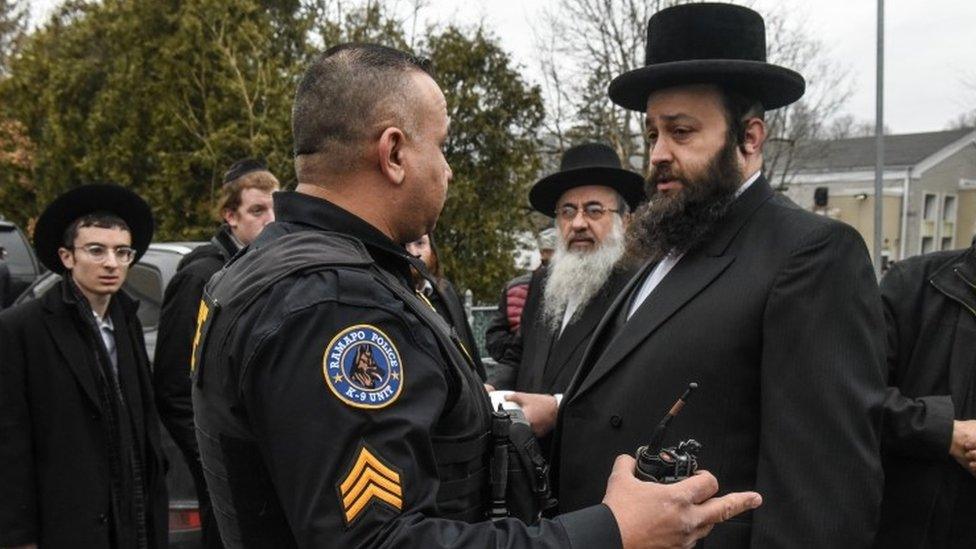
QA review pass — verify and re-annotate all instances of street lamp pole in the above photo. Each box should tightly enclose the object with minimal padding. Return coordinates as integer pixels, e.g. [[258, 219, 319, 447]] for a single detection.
[[874, 0, 885, 277]]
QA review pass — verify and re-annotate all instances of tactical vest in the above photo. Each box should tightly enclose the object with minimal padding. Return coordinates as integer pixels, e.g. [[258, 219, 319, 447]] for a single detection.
[[191, 231, 493, 547]]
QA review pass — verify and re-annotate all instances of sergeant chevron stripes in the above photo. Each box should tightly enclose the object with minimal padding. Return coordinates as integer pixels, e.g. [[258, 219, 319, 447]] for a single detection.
[[338, 445, 403, 524]]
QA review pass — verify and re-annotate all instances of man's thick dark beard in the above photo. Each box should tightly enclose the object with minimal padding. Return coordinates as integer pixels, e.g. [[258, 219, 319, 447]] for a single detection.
[[624, 137, 743, 264]]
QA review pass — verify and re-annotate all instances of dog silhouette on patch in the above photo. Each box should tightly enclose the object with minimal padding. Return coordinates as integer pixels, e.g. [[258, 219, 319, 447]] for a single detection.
[[350, 344, 384, 388]]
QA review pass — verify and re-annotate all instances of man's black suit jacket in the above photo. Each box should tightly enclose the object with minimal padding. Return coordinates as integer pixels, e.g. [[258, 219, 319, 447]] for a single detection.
[[489, 265, 633, 395], [553, 177, 887, 548]]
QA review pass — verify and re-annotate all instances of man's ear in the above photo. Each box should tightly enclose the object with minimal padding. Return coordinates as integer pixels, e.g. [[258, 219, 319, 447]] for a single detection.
[[740, 117, 767, 156], [222, 208, 237, 228], [378, 126, 407, 185], [58, 247, 75, 271]]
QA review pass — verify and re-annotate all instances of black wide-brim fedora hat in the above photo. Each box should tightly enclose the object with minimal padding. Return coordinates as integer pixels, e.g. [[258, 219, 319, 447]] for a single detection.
[[609, 3, 805, 112], [34, 184, 154, 273], [529, 142, 645, 217]]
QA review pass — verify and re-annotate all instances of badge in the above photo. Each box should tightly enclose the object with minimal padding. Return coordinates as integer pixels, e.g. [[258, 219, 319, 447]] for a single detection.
[[337, 444, 402, 524], [190, 299, 210, 373], [323, 324, 403, 409]]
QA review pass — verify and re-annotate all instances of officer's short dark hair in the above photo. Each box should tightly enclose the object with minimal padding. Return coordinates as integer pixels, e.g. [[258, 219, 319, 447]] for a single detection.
[[292, 43, 433, 174], [63, 212, 131, 247]]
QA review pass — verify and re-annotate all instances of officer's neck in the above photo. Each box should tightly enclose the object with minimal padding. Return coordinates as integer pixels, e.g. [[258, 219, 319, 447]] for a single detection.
[[295, 182, 400, 243]]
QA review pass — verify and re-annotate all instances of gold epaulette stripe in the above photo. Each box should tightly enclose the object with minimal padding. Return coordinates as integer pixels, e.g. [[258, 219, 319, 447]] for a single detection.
[[344, 485, 403, 523], [341, 467, 402, 509], [338, 446, 403, 524], [339, 448, 400, 493]]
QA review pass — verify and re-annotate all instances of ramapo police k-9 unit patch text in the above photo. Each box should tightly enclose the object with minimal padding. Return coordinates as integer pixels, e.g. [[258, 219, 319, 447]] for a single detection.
[[323, 324, 404, 409]]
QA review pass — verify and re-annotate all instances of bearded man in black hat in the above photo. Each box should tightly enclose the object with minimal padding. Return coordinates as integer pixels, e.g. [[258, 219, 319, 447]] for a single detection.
[[153, 158, 278, 548], [552, 4, 887, 547], [489, 143, 642, 441], [0, 185, 168, 548]]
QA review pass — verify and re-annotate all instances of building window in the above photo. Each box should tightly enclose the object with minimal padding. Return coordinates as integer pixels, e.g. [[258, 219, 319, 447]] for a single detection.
[[940, 194, 957, 251], [920, 192, 938, 254]]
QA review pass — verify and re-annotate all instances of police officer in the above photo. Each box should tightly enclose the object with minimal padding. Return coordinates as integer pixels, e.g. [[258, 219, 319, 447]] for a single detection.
[[192, 43, 761, 548]]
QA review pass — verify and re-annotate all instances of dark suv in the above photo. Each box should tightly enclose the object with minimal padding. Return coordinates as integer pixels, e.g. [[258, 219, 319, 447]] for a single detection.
[[15, 242, 205, 548], [0, 220, 44, 307]]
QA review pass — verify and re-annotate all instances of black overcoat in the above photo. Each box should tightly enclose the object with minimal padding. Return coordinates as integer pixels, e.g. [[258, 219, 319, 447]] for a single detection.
[[0, 280, 168, 548], [490, 265, 634, 395], [553, 177, 888, 547], [874, 244, 976, 548]]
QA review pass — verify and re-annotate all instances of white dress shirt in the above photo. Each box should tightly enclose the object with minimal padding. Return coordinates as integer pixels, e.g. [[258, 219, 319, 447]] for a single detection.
[[93, 310, 118, 377], [626, 170, 762, 320]]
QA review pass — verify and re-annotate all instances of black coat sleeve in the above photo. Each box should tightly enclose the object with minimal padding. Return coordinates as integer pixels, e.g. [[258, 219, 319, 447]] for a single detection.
[[435, 278, 487, 382], [239, 271, 620, 548], [484, 284, 517, 363], [753, 222, 886, 547], [0, 309, 38, 545], [153, 268, 209, 476], [878, 262, 955, 459]]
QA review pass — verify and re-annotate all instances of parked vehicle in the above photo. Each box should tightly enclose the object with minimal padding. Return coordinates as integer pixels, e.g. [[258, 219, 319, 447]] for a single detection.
[[14, 242, 205, 548], [0, 219, 44, 307]]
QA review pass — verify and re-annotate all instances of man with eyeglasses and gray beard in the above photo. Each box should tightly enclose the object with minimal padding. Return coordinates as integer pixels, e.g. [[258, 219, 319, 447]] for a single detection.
[[487, 143, 643, 443]]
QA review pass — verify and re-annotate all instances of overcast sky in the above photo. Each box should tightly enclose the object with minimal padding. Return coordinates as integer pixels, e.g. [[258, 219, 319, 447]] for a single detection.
[[30, 0, 976, 134]]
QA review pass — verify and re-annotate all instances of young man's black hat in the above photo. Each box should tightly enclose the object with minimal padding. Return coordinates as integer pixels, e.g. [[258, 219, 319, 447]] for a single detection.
[[34, 184, 154, 273]]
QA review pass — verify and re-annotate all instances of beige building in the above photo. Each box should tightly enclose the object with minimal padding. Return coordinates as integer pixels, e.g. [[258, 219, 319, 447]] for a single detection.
[[777, 128, 976, 263]]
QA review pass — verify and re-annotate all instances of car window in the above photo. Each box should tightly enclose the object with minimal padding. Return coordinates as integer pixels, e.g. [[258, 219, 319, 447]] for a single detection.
[[29, 273, 62, 300], [125, 263, 163, 329], [0, 226, 38, 278]]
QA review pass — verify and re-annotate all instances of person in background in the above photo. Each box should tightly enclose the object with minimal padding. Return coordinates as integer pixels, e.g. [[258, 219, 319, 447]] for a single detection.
[[405, 232, 486, 380], [483, 228, 557, 366], [874, 233, 976, 548], [153, 158, 279, 548], [487, 143, 642, 445], [0, 185, 167, 548]]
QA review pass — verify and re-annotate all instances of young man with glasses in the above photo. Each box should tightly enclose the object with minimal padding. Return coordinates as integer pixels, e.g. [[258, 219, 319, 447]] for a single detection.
[[0, 185, 169, 549], [487, 142, 644, 443]]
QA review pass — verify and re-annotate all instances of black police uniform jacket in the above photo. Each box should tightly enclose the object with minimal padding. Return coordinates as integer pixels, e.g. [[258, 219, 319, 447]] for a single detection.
[[874, 244, 976, 548], [489, 265, 634, 395], [0, 279, 168, 548], [424, 275, 487, 381], [553, 177, 887, 548], [191, 191, 620, 548], [155, 224, 238, 548]]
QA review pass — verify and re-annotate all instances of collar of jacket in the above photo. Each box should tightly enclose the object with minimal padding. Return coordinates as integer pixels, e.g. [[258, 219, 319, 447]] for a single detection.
[[211, 223, 242, 261], [270, 191, 430, 286], [701, 174, 775, 257], [930, 244, 976, 317]]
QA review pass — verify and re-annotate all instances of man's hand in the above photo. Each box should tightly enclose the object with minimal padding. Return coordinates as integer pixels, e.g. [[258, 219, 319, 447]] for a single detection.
[[484, 384, 495, 393], [506, 392, 558, 438], [603, 455, 762, 549], [966, 448, 976, 474], [950, 420, 976, 477]]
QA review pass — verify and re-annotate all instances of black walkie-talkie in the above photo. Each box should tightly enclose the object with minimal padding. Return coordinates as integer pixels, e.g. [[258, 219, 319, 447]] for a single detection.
[[634, 382, 702, 484]]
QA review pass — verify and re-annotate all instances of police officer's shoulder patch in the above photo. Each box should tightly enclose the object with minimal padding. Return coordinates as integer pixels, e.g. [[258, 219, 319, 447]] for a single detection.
[[322, 324, 404, 409], [336, 443, 403, 525]]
